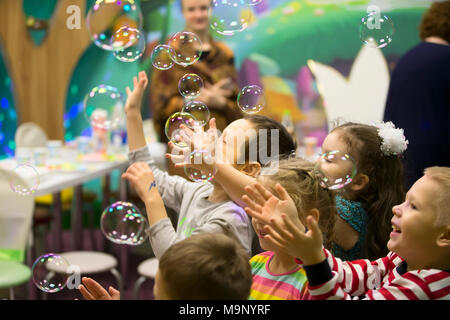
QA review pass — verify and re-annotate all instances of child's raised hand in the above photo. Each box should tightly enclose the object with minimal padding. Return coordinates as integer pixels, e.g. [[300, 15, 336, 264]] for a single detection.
[[78, 277, 120, 300], [125, 71, 148, 115], [242, 182, 301, 229], [166, 118, 219, 171], [264, 214, 326, 266], [121, 162, 156, 203]]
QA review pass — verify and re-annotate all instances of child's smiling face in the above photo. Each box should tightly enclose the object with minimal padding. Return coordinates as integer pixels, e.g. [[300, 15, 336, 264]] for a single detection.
[[388, 175, 446, 269]]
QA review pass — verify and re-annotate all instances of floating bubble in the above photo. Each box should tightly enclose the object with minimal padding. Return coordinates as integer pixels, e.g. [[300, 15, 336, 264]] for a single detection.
[[209, 0, 252, 36], [32, 253, 70, 293], [9, 164, 40, 196], [184, 150, 217, 183], [315, 150, 357, 190], [178, 74, 203, 99], [83, 85, 124, 130], [237, 85, 265, 114], [165, 112, 197, 147], [168, 32, 202, 67], [247, 0, 262, 5], [182, 101, 210, 128], [87, 0, 143, 51], [100, 201, 146, 245], [359, 10, 394, 49], [113, 27, 145, 62], [151, 44, 176, 70]]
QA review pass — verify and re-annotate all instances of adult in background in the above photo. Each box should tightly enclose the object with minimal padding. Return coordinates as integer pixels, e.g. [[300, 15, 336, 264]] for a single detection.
[[147, 0, 242, 144], [384, 1, 450, 188]]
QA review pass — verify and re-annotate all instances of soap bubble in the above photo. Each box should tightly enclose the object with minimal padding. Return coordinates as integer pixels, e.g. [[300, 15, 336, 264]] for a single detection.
[[168, 32, 202, 67], [182, 101, 210, 128], [247, 0, 262, 5], [151, 44, 176, 70], [87, 0, 143, 51], [32, 253, 70, 293], [359, 10, 394, 48], [100, 201, 146, 245], [237, 85, 265, 114], [184, 150, 217, 183], [165, 112, 197, 147], [112, 27, 145, 62], [178, 74, 203, 99], [315, 150, 357, 190], [83, 85, 124, 130], [9, 164, 40, 196], [209, 0, 252, 36]]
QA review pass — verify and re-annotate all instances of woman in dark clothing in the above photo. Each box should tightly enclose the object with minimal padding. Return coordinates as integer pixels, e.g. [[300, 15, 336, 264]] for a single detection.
[[384, 1, 450, 188]]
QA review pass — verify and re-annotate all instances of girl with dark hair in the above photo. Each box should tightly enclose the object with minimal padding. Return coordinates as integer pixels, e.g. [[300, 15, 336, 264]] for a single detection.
[[321, 121, 407, 260]]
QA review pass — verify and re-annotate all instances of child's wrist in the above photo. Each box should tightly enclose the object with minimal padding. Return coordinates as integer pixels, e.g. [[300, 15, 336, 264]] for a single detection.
[[301, 250, 326, 267], [125, 108, 141, 118]]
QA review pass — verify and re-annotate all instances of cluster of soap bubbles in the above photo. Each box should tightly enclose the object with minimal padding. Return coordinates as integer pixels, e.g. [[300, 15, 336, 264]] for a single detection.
[[151, 31, 203, 71], [87, 0, 145, 63], [100, 201, 148, 246], [359, 6, 394, 49]]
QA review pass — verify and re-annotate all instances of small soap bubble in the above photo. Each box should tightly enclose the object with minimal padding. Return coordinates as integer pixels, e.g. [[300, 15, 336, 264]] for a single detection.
[[165, 112, 197, 147], [184, 150, 217, 183], [168, 32, 202, 67], [178, 74, 203, 99], [315, 150, 357, 190], [83, 85, 124, 130], [237, 85, 265, 114], [9, 164, 40, 196], [182, 101, 210, 128], [359, 10, 394, 48], [87, 0, 143, 51], [32, 253, 70, 293], [100, 201, 146, 245], [112, 27, 145, 62], [151, 44, 176, 70], [210, 0, 252, 36]]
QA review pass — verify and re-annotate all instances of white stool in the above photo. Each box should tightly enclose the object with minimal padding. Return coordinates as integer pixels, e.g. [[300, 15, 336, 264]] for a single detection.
[[43, 251, 122, 299], [133, 257, 158, 300]]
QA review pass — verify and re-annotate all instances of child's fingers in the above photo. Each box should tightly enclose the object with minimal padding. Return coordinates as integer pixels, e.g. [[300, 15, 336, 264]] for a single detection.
[[275, 183, 291, 202], [126, 87, 131, 96], [78, 285, 95, 300], [263, 224, 287, 246], [263, 234, 286, 251], [133, 76, 138, 88], [305, 216, 321, 239], [244, 184, 266, 207], [267, 218, 294, 240], [281, 214, 306, 238], [241, 195, 258, 212], [82, 277, 109, 299], [108, 286, 120, 298], [254, 183, 277, 201]]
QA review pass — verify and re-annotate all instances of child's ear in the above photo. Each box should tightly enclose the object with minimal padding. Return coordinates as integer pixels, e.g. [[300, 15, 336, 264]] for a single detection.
[[350, 173, 369, 192], [306, 208, 320, 223], [239, 162, 261, 178], [436, 225, 450, 248]]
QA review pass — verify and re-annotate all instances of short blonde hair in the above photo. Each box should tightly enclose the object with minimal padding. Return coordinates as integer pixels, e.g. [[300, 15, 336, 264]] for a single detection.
[[424, 166, 450, 227]]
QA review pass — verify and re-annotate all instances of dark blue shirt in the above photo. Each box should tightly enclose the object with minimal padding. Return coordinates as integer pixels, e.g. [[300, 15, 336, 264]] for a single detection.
[[384, 42, 450, 187]]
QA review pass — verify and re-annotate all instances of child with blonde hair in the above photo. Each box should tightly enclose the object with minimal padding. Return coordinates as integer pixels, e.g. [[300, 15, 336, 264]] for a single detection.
[[242, 158, 336, 300], [248, 167, 450, 300]]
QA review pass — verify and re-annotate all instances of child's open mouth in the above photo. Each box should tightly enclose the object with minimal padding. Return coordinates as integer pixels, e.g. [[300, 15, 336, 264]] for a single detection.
[[257, 229, 268, 238], [391, 223, 402, 236]]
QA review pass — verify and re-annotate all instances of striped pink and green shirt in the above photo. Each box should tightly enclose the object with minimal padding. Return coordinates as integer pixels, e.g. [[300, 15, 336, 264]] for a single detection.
[[249, 251, 308, 300]]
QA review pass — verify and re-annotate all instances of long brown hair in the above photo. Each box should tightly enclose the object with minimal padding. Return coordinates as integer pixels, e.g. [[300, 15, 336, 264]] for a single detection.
[[332, 122, 405, 260], [258, 158, 337, 250]]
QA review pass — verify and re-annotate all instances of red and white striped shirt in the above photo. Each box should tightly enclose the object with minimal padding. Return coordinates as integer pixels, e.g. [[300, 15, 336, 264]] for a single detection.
[[299, 250, 450, 300]]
